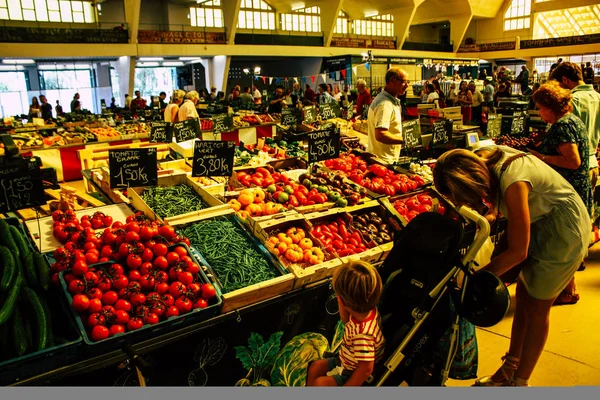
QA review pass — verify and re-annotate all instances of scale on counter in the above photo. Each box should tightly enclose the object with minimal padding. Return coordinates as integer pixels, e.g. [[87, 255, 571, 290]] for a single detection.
[[465, 132, 480, 148]]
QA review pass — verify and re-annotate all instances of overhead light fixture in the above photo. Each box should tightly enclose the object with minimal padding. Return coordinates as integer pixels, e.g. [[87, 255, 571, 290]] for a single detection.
[[243, 68, 250, 74], [2, 59, 35, 64], [163, 61, 184, 67], [0, 65, 25, 71], [138, 57, 163, 62], [291, 2, 305, 11], [138, 62, 159, 67], [254, 66, 261, 74], [196, 0, 210, 3], [179, 57, 201, 61], [364, 11, 379, 18]]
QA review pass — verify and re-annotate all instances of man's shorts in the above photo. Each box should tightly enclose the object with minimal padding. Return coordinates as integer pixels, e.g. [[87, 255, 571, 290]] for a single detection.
[[326, 357, 354, 386]]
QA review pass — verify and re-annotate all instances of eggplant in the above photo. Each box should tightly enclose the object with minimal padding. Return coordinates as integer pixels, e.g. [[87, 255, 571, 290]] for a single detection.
[[379, 232, 392, 242], [367, 224, 379, 234], [371, 216, 383, 225], [355, 216, 368, 226]]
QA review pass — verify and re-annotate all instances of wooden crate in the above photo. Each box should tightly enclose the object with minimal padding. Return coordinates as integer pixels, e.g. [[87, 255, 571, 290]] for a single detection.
[[170, 209, 295, 313], [128, 173, 228, 224], [255, 213, 341, 289], [169, 140, 195, 159]]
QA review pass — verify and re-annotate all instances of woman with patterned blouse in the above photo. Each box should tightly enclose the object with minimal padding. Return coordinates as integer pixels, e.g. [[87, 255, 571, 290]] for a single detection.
[[528, 80, 591, 306]]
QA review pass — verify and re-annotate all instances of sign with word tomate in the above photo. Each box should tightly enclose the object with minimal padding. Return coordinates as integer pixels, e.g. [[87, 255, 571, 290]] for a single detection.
[[192, 140, 235, 177], [212, 114, 234, 135], [280, 108, 303, 126], [150, 121, 173, 143], [0, 157, 45, 213], [303, 106, 317, 124], [308, 128, 341, 164], [402, 119, 422, 149], [109, 148, 158, 188], [487, 114, 501, 138], [432, 119, 452, 145], [173, 118, 201, 142], [511, 111, 526, 136]]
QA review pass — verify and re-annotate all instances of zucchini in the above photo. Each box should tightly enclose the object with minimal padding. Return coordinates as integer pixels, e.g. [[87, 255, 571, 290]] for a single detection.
[[34, 252, 50, 291], [0, 272, 24, 326], [9, 225, 36, 286], [0, 220, 22, 286], [22, 287, 48, 351], [12, 306, 28, 356], [0, 245, 16, 293]]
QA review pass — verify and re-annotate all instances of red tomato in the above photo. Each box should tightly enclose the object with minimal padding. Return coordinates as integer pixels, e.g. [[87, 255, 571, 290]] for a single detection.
[[112, 274, 129, 290], [186, 263, 200, 275], [144, 312, 159, 325], [83, 242, 96, 252], [71, 260, 88, 277], [140, 275, 156, 291], [128, 270, 142, 282], [140, 226, 155, 241], [141, 248, 154, 262], [88, 298, 103, 313], [154, 271, 168, 283], [102, 305, 117, 319], [153, 243, 168, 257], [158, 225, 176, 240], [125, 231, 140, 244], [188, 283, 202, 297], [153, 256, 169, 270], [126, 254, 143, 270], [117, 243, 132, 260], [201, 283, 216, 300], [108, 264, 124, 277], [130, 293, 147, 307], [127, 317, 144, 331], [165, 306, 179, 318], [161, 294, 175, 308], [177, 271, 194, 286], [114, 310, 130, 325], [85, 252, 99, 265], [166, 252, 180, 266], [155, 282, 169, 295], [88, 287, 104, 300], [109, 324, 125, 337], [102, 216, 113, 228], [173, 246, 188, 258], [68, 279, 86, 295], [175, 297, 193, 314], [140, 262, 153, 275], [193, 298, 208, 309], [151, 302, 167, 317], [71, 294, 90, 312], [125, 222, 140, 234], [115, 299, 132, 312], [169, 282, 186, 298], [83, 271, 99, 286], [87, 313, 106, 328], [102, 291, 119, 305]]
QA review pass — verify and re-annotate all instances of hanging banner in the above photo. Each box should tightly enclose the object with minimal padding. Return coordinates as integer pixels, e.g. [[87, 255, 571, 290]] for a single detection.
[[294, 77, 298, 83], [341, 69, 347, 79], [320, 74, 326, 82], [352, 66, 358, 76], [262, 76, 267, 84], [365, 62, 370, 72], [335, 71, 340, 80], [311, 75, 315, 83]]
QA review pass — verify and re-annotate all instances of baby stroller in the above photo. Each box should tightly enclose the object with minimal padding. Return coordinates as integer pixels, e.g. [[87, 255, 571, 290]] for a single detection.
[[364, 206, 510, 387]]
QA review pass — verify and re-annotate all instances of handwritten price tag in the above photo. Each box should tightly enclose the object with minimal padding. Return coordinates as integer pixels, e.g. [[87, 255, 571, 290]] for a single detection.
[[150, 121, 173, 143], [308, 128, 341, 163], [192, 140, 235, 177], [303, 106, 317, 124], [432, 119, 451, 145], [319, 103, 336, 121], [212, 114, 234, 135], [280, 108, 302, 126], [0, 158, 45, 213], [109, 148, 158, 188], [173, 119, 201, 142], [402, 119, 422, 149]]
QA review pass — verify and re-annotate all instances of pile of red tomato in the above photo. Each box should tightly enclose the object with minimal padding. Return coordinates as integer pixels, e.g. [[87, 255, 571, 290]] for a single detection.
[[50, 211, 216, 341], [392, 193, 446, 222], [310, 217, 369, 257]]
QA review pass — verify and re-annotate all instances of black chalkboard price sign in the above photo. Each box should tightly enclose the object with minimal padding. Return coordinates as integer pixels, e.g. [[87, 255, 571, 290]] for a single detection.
[[0, 157, 45, 213], [319, 103, 337, 121], [173, 119, 201, 142], [192, 140, 235, 177], [361, 104, 370, 120], [432, 119, 452, 145], [511, 111, 526, 136], [487, 114, 501, 138], [212, 114, 234, 135], [303, 106, 317, 124], [402, 119, 422, 149], [109, 148, 158, 188], [280, 108, 302, 126], [150, 121, 173, 143], [308, 128, 341, 163]]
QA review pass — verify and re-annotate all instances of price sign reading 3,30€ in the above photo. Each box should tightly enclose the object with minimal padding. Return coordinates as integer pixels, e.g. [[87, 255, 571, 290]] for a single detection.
[[192, 140, 235, 177], [308, 128, 341, 164], [0, 158, 45, 213], [109, 148, 158, 188]]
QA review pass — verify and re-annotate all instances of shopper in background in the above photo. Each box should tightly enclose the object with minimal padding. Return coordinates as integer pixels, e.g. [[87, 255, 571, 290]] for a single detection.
[[268, 86, 287, 114], [434, 145, 590, 387], [164, 89, 185, 123], [453, 71, 461, 81], [456, 81, 473, 123], [527, 81, 592, 307], [70, 93, 81, 113], [110, 97, 117, 112], [291, 82, 303, 106], [583, 62, 595, 84], [326, 83, 333, 95], [304, 84, 316, 104], [55, 100, 64, 116], [425, 83, 439, 106], [124, 94, 131, 109], [39, 95, 52, 121], [159, 92, 168, 113], [130, 91, 146, 116], [432, 80, 446, 108], [469, 81, 484, 126], [446, 83, 458, 107], [355, 79, 372, 118], [178, 90, 200, 121], [333, 85, 342, 102], [252, 85, 262, 104], [478, 69, 488, 81], [318, 83, 336, 104], [209, 86, 217, 101], [307, 261, 385, 386], [527, 83, 541, 110], [239, 87, 254, 107], [367, 67, 408, 164], [29, 96, 41, 119], [517, 66, 530, 94], [492, 65, 498, 82], [483, 79, 495, 109], [549, 58, 563, 75], [494, 82, 510, 107]]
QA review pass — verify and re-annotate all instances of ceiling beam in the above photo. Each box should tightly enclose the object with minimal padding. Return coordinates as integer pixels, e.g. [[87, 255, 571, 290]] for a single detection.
[[390, 4, 420, 49], [533, 0, 600, 13], [123, 0, 141, 44], [320, 0, 344, 47], [222, 0, 242, 44], [450, 13, 473, 51]]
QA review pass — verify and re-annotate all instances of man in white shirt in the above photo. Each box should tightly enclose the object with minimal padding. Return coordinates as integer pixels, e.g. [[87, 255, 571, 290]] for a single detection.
[[367, 67, 409, 163], [178, 90, 200, 121], [468, 81, 484, 126], [252, 85, 262, 104]]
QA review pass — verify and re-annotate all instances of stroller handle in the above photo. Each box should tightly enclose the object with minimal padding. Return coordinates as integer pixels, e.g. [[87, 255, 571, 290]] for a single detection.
[[457, 206, 491, 267]]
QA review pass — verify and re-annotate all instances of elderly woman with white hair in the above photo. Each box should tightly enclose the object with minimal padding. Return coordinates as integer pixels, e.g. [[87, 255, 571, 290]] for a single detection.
[[164, 90, 186, 122], [178, 90, 200, 121], [356, 79, 372, 117]]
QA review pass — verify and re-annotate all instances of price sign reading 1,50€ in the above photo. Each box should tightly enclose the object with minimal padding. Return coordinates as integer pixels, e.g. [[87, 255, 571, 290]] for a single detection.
[[109, 148, 158, 188], [192, 140, 235, 177], [308, 128, 341, 164]]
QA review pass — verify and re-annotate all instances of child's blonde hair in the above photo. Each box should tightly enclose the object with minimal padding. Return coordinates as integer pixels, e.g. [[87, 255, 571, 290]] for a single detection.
[[333, 261, 382, 314]]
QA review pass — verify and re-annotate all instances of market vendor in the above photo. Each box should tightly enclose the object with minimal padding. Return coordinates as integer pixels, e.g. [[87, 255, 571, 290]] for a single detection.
[[366, 67, 409, 164], [268, 86, 287, 114]]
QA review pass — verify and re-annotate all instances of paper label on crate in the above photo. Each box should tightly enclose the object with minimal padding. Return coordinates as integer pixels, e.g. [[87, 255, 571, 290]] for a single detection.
[[150, 121, 173, 143], [487, 114, 501, 138], [308, 127, 341, 163], [402, 119, 422, 149], [281, 108, 303, 126], [173, 118, 201, 142], [303, 106, 317, 124], [511, 111, 526, 136], [432, 119, 452, 145], [192, 140, 235, 177], [212, 114, 234, 135], [0, 157, 45, 213], [109, 148, 158, 188]]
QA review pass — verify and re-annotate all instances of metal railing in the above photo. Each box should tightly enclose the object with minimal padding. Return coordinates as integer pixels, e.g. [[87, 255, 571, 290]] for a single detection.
[[234, 29, 324, 46], [0, 20, 128, 30], [402, 39, 454, 52], [138, 23, 226, 34]]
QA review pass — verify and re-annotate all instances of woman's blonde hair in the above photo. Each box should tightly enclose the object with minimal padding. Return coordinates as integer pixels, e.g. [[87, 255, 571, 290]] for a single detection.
[[172, 90, 186, 102], [333, 261, 382, 313], [433, 148, 504, 209], [532, 80, 573, 115]]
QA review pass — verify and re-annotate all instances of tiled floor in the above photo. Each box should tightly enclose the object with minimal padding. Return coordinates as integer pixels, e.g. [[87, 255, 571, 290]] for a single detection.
[[447, 242, 600, 387]]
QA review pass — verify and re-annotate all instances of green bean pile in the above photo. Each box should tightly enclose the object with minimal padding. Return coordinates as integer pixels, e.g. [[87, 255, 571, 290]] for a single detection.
[[141, 184, 209, 219], [180, 218, 278, 293]]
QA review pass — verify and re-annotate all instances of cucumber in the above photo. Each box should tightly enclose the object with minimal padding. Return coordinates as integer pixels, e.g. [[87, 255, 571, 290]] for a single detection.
[[12, 306, 28, 356], [24, 313, 34, 353], [9, 225, 36, 287], [22, 287, 48, 351], [0, 220, 22, 286], [38, 294, 54, 348], [0, 272, 24, 326], [0, 245, 16, 293], [34, 252, 50, 291]]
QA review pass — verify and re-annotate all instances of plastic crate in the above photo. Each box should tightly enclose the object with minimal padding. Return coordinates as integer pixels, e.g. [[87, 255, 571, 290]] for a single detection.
[[58, 243, 222, 355]]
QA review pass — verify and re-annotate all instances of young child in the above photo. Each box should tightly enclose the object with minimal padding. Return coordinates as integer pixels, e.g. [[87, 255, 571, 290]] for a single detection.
[[307, 261, 385, 386]]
